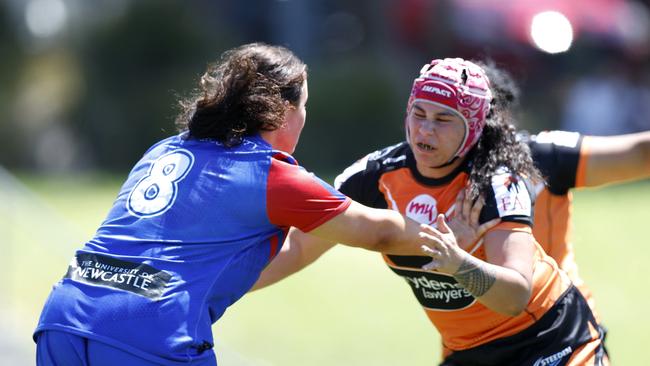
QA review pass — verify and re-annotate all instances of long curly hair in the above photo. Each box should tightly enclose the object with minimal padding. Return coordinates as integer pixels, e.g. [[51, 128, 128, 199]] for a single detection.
[[176, 43, 306, 145], [466, 60, 542, 199]]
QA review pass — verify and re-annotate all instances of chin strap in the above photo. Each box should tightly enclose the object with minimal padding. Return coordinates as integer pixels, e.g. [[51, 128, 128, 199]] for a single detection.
[[430, 155, 459, 169]]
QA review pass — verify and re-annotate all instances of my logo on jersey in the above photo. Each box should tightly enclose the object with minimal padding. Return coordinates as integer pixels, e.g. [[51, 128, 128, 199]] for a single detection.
[[533, 346, 572, 366], [406, 194, 438, 224]]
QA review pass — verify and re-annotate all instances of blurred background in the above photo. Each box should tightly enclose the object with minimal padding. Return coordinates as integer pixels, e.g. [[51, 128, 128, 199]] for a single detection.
[[1, 0, 649, 364]]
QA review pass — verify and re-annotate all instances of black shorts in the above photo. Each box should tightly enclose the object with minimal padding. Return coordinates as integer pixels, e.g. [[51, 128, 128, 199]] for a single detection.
[[441, 285, 607, 366]]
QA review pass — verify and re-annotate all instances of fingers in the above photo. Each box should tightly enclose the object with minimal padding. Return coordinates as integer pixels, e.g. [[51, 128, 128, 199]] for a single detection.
[[420, 246, 442, 271], [454, 189, 466, 219], [421, 244, 441, 257], [469, 197, 485, 225], [419, 231, 443, 247], [420, 214, 450, 235], [436, 214, 451, 233], [420, 223, 439, 235], [422, 259, 441, 271], [477, 218, 501, 237], [461, 189, 472, 220]]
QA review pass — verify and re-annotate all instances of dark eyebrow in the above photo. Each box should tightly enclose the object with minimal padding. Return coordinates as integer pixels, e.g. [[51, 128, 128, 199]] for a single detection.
[[437, 111, 456, 118], [413, 103, 457, 118], [413, 105, 426, 114]]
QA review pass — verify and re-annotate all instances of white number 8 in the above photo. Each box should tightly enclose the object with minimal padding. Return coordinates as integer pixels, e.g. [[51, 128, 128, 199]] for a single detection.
[[127, 149, 195, 218]]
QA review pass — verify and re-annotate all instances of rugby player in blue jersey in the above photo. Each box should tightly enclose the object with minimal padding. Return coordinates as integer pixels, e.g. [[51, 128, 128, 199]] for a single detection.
[[33, 43, 459, 365]]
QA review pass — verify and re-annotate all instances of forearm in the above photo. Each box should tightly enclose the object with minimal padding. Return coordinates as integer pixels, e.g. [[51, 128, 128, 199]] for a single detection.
[[453, 254, 531, 316], [251, 244, 303, 291], [367, 209, 424, 255], [309, 202, 425, 256], [584, 132, 650, 187], [251, 230, 336, 291]]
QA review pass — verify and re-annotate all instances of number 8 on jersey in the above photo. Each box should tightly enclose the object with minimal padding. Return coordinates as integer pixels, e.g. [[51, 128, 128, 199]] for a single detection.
[[127, 149, 195, 217]]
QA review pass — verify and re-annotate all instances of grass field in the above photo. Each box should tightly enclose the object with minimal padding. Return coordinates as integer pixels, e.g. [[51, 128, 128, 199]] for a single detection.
[[3, 173, 649, 365]]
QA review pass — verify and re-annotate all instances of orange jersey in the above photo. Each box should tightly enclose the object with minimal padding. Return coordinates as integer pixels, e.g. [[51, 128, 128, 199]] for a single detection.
[[525, 131, 598, 316], [335, 142, 571, 351]]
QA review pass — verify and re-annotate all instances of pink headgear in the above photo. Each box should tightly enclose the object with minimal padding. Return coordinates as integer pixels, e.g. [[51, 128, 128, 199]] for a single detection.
[[407, 58, 493, 159]]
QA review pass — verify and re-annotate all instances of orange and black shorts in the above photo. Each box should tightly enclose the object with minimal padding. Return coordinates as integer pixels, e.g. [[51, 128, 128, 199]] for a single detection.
[[440, 286, 608, 366]]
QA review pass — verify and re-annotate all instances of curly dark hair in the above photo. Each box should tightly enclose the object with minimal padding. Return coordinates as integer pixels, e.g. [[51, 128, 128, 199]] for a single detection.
[[176, 43, 307, 145], [466, 60, 542, 199]]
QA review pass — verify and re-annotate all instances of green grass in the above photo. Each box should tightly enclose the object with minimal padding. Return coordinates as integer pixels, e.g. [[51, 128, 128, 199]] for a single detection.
[[5, 174, 650, 365], [569, 181, 650, 364]]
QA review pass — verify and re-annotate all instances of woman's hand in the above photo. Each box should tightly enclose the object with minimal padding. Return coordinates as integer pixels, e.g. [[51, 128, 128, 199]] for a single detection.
[[447, 189, 500, 250], [419, 214, 469, 274], [420, 215, 534, 315]]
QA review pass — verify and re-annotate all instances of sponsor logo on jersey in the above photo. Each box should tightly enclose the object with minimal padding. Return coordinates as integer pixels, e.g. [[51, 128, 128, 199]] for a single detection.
[[503, 175, 519, 190], [533, 346, 572, 366], [390, 267, 475, 310], [65, 253, 172, 299], [422, 85, 452, 98], [406, 194, 438, 224], [491, 173, 531, 218]]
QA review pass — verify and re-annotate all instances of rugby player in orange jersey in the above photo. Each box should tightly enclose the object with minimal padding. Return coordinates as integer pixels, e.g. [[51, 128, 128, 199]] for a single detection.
[[480, 60, 650, 324], [255, 58, 609, 365]]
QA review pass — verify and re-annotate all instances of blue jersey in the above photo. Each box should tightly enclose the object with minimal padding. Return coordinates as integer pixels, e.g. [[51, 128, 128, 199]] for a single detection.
[[34, 133, 350, 364]]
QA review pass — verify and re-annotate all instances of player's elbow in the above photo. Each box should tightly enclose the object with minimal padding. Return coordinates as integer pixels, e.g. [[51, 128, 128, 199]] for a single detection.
[[359, 225, 393, 253], [371, 217, 413, 254], [501, 299, 528, 317], [500, 286, 532, 316], [370, 234, 396, 254], [354, 209, 404, 253]]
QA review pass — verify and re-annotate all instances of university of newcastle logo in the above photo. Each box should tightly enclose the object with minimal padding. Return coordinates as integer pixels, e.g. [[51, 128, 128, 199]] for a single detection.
[[65, 253, 171, 299]]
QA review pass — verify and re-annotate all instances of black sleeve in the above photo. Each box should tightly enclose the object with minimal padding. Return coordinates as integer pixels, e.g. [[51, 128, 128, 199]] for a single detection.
[[334, 157, 388, 209], [527, 131, 584, 195], [478, 172, 534, 227]]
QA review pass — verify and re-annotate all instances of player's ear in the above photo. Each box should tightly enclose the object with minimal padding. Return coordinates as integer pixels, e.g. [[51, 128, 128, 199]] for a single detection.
[[284, 99, 296, 110]]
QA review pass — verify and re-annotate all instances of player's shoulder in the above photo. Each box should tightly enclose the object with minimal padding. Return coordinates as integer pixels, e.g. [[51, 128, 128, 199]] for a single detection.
[[268, 151, 308, 183], [141, 134, 185, 157], [523, 130, 582, 150], [270, 150, 299, 166], [518, 131, 584, 195], [366, 141, 411, 166], [489, 167, 531, 195], [485, 167, 534, 220], [334, 141, 409, 189]]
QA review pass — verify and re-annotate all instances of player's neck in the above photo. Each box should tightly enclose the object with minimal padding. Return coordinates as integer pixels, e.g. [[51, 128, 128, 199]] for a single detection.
[[416, 157, 464, 179]]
